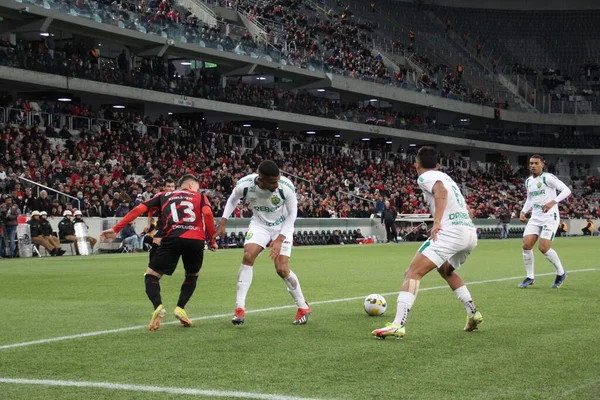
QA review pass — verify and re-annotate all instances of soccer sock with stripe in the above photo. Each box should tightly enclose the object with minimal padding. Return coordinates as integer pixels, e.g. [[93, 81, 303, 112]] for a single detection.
[[522, 249, 534, 279], [144, 274, 162, 309], [392, 292, 416, 327], [543, 249, 565, 276], [454, 285, 477, 316], [177, 275, 199, 309], [283, 270, 308, 309], [236, 264, 253, 309]]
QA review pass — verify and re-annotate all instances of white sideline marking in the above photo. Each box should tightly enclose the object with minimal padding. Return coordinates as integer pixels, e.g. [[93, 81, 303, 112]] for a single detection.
[[0, 268, 597, 351], [0, 378, 325, 400]]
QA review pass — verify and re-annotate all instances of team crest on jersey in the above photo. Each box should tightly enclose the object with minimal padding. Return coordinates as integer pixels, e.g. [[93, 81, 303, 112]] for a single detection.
[[271, 196, 281, 206], [537, 182, 542, 188], [246, 232, 253, 240]]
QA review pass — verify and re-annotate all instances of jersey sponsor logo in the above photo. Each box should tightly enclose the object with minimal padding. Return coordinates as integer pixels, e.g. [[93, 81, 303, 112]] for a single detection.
[[529, 189, 546, 197], [448, 212, 470, 220], [254, 205, 280, 213], [537, 182, 543, 188], [265, 215, 286, 227], [271, 195, 281, 206], [246, 232, 253, 240]]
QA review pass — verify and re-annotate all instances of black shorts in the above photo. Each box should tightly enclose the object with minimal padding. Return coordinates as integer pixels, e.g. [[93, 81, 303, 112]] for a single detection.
[[148, 237, 205, 276]]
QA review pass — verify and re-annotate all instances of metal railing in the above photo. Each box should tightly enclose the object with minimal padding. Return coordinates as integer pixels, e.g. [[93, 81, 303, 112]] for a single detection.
[[18, 176, 81, 210]]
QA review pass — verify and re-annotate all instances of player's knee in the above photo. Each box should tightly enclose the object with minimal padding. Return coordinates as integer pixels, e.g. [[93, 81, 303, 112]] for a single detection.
[[522, 242, 533, 251], [242, 251, 256, 266], [538, 243, 551, 254]]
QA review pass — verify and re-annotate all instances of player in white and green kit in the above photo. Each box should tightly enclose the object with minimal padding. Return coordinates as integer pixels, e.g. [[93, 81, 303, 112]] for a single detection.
[[518, 155, 571, 289], [212, 160, 311, 325], [373, 146, 483, 339]]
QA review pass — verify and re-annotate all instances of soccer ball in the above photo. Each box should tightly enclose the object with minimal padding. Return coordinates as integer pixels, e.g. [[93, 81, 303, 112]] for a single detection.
[[364, 294, 387, 316]]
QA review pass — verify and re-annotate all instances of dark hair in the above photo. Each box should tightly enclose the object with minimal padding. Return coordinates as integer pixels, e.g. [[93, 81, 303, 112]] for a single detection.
[[530, 154, 545, 162], [416, 146, 438, 169], [165, 178, 175, 185], [177, 174, 199, 188], [258, 160, 280, 177]]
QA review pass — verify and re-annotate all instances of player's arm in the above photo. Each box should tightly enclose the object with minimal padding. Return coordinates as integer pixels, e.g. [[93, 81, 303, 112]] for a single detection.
[[542, 175, 572, 213], [100, 204, 149, 241], [212, 184, 244, 240], [269, 186, 297, 260], [430, 181, 447, 241], [520, 180, 533, 222], [145, 208, 155, 233]]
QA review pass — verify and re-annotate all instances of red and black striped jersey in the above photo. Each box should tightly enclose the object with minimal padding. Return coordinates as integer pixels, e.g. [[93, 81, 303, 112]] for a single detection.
[[113, 190, 215, 241], [143, 190, 213, 240]]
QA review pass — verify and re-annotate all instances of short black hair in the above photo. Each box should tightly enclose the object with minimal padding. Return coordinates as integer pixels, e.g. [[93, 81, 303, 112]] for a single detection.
[[177, 174, 199, 188], [530, 154, 545, 162], [416, 146, 438, 169], [165, 178, 175, 185], [258, 160, 280, 177]]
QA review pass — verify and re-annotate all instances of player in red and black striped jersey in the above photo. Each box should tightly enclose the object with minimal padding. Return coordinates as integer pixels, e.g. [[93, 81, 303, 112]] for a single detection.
[[100, 174, 216, 331], [145, 178, 175, 264]]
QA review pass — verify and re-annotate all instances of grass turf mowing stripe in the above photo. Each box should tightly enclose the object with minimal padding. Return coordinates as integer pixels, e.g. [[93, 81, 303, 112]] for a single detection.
[[0, 378, 326, 400], [1, 268, 597, 351]]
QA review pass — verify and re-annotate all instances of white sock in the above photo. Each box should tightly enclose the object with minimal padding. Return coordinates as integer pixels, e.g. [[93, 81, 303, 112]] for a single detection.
[[544, 249, 565, 276], [236, 264, 253, 309], [454, 285, 476, 316], [522, 249, 534, 279], [392, 292, 416, 327], [283, 270, 308, 309]]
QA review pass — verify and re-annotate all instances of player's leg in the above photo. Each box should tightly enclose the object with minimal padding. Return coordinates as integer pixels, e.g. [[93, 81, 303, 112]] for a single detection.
[[270, 230, 310, 324], [232, 225, 268, 324], [520, 224, 540, 287], [372, 240, 439, 339], [538, 224, 567, 288], [145, 239, 178, 331], [174, 239, 205, 327], [439, 233, 483, 332]]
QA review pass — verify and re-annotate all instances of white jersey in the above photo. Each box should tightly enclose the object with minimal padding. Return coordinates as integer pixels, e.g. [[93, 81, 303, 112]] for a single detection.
[[417, 170, 474, 230], [522, 173, 571, 222], [222, 173, 297, 233]]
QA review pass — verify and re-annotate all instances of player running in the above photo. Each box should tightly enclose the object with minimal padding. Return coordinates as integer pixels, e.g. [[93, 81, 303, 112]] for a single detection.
[[372, 146, 482, 339], [518, 155, 571, 289], [212, 160, 311, 326], [100, 175, 216, 331], [146, 178, 175, 263]]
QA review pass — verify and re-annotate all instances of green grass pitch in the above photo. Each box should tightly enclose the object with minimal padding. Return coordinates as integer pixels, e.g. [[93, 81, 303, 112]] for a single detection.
[[0, 238, 599, 400]]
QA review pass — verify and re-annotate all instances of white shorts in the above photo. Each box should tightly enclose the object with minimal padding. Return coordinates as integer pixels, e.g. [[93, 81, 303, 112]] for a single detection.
[[244, 221, 294, 258], [524, 219, 559, 241], [418, 228, 477, 270]]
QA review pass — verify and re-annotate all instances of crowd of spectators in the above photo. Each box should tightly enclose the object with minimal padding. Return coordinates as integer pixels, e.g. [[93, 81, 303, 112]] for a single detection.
[[1, 116, 598, 236]]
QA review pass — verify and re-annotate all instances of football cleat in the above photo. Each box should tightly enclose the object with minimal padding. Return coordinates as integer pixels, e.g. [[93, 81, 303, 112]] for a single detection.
[[148, 304, 166, 331], [518, 277, 535, 288], [174, 306, 192, 327], [372, 323, 405, 339], [293, 305, 311, 325], [464, 311, 484, 332], [552, 272, 567, 289], [232, 308, 245, 325]]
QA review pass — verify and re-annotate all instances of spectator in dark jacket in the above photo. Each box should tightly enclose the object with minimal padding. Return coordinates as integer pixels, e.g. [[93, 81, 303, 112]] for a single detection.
[[29, 211, 63, 256], [381, 200, 397, 243]]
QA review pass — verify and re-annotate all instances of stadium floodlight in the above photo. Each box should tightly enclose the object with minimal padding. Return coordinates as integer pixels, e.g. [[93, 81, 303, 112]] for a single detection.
[[317, 89, 326, 92], [409, 143, 417, 147], [180, 61, 192, 66], [57, 97, 71, 102], [362, 138, 370, 141], [40, 32, 50, 37], [369, 99, 377, 102], [243, 124, 251, 127], [334, 134, 341, 137], [113, 105, 125, 109], [168, 112, 173, 115], [386, 140, 393, 144], [307, 131, 316, 134], [256, 77, 266, 80]]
